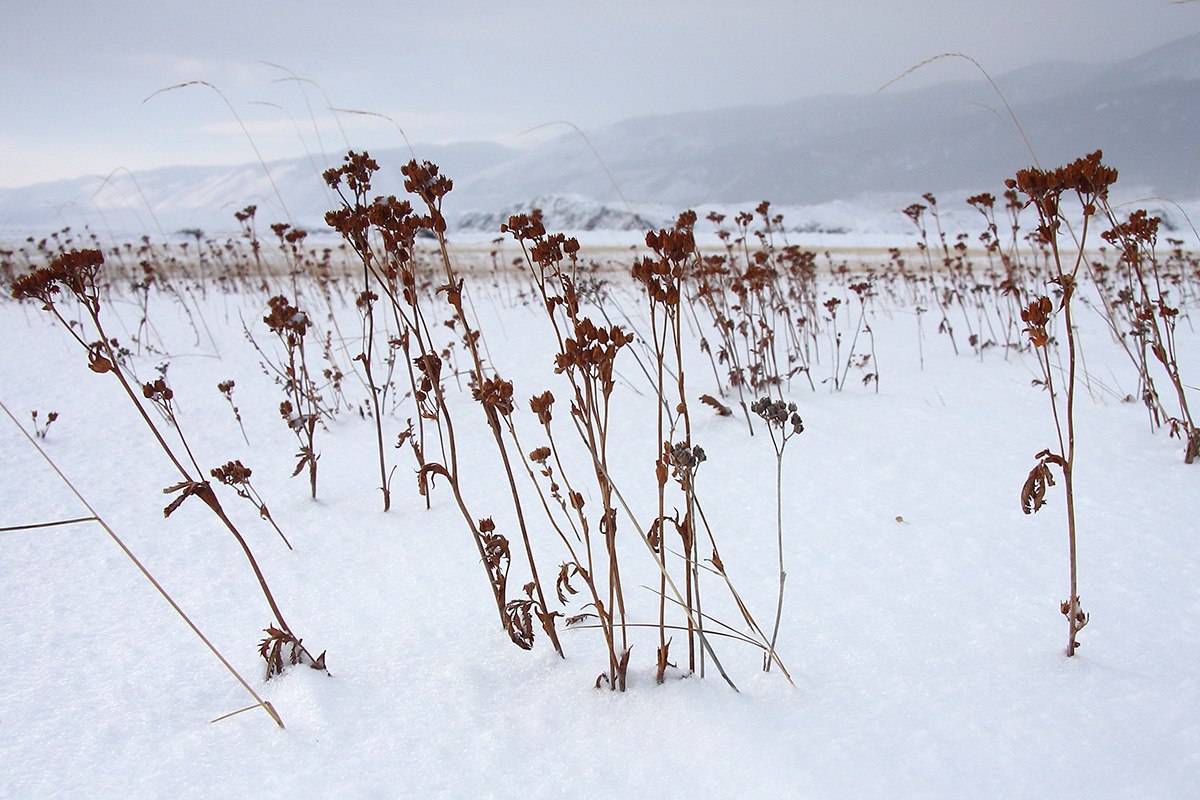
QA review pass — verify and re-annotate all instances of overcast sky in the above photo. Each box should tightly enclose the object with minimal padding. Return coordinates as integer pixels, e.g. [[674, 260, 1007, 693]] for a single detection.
[[3, 0, 1199, 188]]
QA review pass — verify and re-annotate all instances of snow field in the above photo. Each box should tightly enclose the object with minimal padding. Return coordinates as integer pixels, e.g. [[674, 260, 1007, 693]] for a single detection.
[[1, 264, 1198, 798]]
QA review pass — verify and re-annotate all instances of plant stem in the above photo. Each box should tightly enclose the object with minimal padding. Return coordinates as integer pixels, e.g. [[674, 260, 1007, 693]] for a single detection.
[[766, 448, 786, 671]]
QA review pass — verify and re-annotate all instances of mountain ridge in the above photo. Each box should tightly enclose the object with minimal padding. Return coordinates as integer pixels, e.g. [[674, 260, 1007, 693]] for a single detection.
[[3, 33, 1198, 238]]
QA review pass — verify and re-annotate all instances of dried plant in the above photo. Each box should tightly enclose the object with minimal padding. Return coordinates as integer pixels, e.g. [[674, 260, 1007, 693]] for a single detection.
[[260, 626, 326, 681], [1096, 210, 1200, 462], [507, 210, 784, 690], [11, 249, 325, 678], [211, 460, 292, 549], [217, 380, 250, 446], [750, 396, 805, 670], [635, 211, 709, 680], [2, 398, 287, 728], [405, 156, 564, 657], [328, 152, 559, 654], [902, 200, 960, 356], [324, 152, 394, 510], [30, 409, 58, 440], [504, 210, 634, 686], [688, 208, 817, 432], [262, 293, 323, 498], [967, 191, 1034, 354], [844, 281, 879, 391], [1009, 150, 1117, 656], [233, 204, 264, 286]]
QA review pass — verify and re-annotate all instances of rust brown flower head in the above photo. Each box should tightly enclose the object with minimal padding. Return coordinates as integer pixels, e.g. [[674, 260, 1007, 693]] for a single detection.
[[1102, 209, 1160, 258], [555, 319, 633, 377], [645, 226, 694, 265], [473, 375, 515, 417], [529, 233, 574, 268], [401, 160, 453, 206], [1021, 296, 1054, 348], [264, 295, 310, 342], [143, 378, 174, 402], [1008, 151, 1117, 212], [966, 193, 995, 211], [902, 203, 925, 228], [530, 391, 555, 424], [323, 150, 380, 197], [501, 211, 547, 242], [367, 195, 419, 258], [212, 460, 253, 486], [11, 248, 105, 303], [631, 254, 681, 307], [10, 266, 63, 303]]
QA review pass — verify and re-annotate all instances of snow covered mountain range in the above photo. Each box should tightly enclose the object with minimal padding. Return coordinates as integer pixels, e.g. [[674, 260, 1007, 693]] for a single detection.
[[4, 34, 1199, 240]]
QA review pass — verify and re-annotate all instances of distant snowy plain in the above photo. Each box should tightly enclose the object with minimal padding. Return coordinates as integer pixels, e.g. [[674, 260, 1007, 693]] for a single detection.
[[1, 246, 1198, 798]]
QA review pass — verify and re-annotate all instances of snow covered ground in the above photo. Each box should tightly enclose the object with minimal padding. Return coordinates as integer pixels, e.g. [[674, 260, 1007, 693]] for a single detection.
[[2, 255, 1198, 798]]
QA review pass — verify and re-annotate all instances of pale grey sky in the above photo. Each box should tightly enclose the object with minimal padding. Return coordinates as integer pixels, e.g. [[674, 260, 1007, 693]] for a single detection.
[[3, 0, 1199, 187]]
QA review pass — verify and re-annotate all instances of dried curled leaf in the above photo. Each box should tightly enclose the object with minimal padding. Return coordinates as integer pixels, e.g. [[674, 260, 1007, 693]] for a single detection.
[[163, 480, 207, 518], [699, 393, 732, 416], [596, 648, 631, 690], [291, 449, 317, 478], [88, 353, 113, 374], [556, 562, 583, 604], [656, 638, 675, 684], [709, 547, 725, 573], [417, 462, 451, 494], [505, 599, 535, 650], [1022, 464, 1051, 514], [1021, 450, 1066, 515], [1051, 273, 1076, 310]]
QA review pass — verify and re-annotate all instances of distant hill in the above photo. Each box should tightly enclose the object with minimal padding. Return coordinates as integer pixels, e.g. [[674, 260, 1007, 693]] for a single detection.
[[3, 34, 1199, 240], [456, 34, 1200, 210]]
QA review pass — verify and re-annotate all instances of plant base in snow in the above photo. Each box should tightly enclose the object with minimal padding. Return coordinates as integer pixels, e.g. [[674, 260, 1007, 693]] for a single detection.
[[259, 627, 328, 681]]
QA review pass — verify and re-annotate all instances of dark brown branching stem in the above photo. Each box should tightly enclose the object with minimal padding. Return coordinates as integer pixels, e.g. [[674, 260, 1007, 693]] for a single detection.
[[217, 380, 250, 446], [526, 396, 623, 678], [903, 202, 959, 356], [211, 460, 292, 550], [565, 410, 739, 693]]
